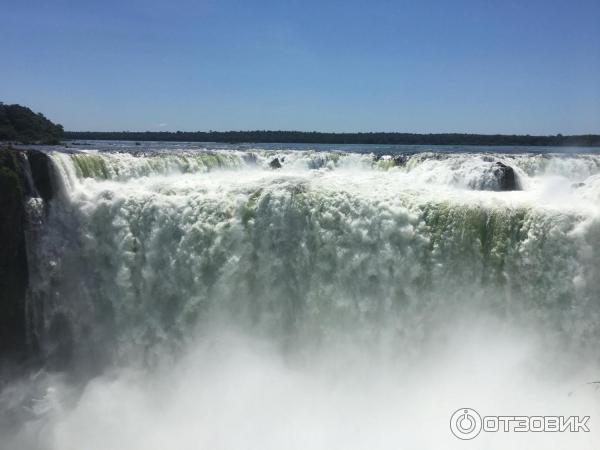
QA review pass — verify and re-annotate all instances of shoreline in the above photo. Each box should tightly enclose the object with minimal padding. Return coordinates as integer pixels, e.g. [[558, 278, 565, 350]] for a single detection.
[[62, 131, 600, 147]]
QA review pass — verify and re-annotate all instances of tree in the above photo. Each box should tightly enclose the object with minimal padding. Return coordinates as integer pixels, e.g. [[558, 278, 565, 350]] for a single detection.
[[0, 103, 64, 144]]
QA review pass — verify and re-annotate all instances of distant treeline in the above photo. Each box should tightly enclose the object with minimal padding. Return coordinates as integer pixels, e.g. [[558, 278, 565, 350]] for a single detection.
[[65, 130, 600, 147], [0, 103, 64, 144]]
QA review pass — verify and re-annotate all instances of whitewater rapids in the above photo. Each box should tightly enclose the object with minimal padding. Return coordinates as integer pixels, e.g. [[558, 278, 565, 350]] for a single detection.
[[2, 144, 600, 449]]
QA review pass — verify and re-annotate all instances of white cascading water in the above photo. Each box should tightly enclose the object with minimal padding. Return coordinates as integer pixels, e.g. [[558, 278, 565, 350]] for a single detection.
[[3, 145, 600, 449]]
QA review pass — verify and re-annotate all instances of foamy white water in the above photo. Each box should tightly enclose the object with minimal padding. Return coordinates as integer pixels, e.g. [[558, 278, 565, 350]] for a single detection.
[[3, 143, 600, 449]]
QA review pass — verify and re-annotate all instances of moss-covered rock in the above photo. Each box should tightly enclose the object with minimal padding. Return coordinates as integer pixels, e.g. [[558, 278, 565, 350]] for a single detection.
[[0, 147, 29, 362], [0, 147, 56, 366]]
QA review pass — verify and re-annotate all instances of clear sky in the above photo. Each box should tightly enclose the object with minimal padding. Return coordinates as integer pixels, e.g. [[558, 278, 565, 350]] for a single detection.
[[2, 0, 599, 134]]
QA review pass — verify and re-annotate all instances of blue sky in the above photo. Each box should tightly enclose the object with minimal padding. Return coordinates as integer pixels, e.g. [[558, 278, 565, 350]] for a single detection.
[[2, 0, 599, 134]]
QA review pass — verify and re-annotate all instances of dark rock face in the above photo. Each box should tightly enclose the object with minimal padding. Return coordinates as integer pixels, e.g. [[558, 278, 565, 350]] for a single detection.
[[26, 150, 55, 202], [0, 148, 29, 362], [467, 161, 521, 191], [393, 154, 409, 167], [269, 157, 282, 169], [0, 148, 56, 367], [493, 162, 519, 191]]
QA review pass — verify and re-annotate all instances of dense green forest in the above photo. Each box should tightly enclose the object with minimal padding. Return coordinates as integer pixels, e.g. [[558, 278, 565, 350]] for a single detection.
[[0, 103, 64, 144], [1, 102, 598, 146], [66, 130, 600, 147]]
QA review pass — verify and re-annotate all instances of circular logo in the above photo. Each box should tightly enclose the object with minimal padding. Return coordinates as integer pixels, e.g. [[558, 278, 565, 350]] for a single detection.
[[450, 408, 482, 440]]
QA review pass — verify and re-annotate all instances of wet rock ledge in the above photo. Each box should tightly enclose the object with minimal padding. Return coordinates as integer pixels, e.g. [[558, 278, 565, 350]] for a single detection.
[[0, 147, 55, 368]]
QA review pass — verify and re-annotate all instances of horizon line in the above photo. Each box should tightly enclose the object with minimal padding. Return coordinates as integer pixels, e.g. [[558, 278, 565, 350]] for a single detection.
[[64, 130, 600, 137]]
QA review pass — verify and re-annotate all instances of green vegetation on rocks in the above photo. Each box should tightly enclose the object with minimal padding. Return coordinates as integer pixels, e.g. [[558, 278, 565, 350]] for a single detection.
[[0, 147, 29, 362], [0, 103, 64, 144]]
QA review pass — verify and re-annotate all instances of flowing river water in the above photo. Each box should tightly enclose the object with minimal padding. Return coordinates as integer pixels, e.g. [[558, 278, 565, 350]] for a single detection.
[[2, 142, 600, 449]]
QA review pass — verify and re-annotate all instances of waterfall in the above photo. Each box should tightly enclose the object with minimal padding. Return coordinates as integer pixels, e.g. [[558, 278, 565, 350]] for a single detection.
[[3, 145, 600, 449]]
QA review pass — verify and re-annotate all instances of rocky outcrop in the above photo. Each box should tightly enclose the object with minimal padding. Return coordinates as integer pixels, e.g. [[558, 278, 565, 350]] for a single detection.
[[27, 150, 55, 202], [466, 161, 521, 191], [0, 103, 64, 144], [393, 154, 409, 167], [374, 153, 411, 167], [0, 148, 30, 363], [0, 147, 56, 366], [493, 162, 519, 191], [269, 157, 282, 169]]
